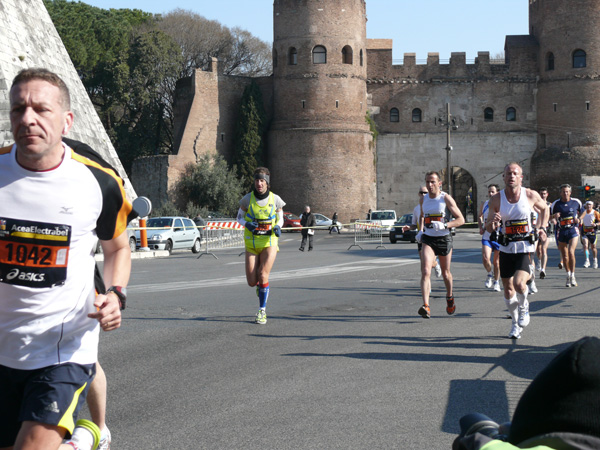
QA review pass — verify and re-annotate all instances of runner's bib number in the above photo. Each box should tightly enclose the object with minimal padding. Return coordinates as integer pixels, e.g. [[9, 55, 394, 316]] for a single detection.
[[504, 220, 530, 236], [560, 216, 574, 228], [0, 217, 71, 288], [424, 214, 444, 228]]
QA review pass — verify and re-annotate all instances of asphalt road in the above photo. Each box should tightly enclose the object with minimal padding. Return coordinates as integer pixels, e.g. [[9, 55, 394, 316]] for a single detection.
[[93, 229, 600, 449]]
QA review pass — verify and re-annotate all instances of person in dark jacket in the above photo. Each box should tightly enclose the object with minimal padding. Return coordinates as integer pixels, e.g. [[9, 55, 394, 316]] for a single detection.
[[299, 205, 316, 251], [329, 212, 341, 234], [453, 336, 600, 450]]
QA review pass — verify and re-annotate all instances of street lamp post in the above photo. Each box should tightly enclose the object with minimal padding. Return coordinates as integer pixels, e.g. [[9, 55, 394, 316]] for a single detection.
[[439, 103, 458, 197]]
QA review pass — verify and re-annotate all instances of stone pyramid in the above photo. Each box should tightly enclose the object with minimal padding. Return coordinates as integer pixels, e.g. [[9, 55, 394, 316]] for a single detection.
[[0, 0, 135, 198]]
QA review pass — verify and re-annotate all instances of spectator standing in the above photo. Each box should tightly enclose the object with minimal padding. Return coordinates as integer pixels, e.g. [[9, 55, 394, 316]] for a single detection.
[[299, 205, 316, 251]]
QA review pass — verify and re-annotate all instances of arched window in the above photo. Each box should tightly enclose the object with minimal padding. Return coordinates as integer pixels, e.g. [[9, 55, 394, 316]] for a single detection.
[[342, 45, 353, 64], [360, 49, 364, 66], [313, 45, 327, 64], [412, 108, 422, 123], [390, 108, 399, 122], [573, 49, 586, 68], [546, 52, 554, 71], [506, 107, 516, 121], [273, 49, 278, 68], [288, 47, 297, 65], [484, 107, 494, 122]]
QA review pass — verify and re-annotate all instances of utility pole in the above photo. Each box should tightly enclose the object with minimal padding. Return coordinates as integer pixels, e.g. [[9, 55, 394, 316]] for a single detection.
[[438, 103, 458, 197]]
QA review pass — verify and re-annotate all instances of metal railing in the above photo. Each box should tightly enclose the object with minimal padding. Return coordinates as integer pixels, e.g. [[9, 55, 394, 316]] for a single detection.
[[347, 220, 386, 250], [197, 221, 244, 259]]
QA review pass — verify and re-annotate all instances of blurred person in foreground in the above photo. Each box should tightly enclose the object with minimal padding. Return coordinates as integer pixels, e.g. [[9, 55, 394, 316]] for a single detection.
[[453, 336, 600, 450], [0, 68, 133, 449]]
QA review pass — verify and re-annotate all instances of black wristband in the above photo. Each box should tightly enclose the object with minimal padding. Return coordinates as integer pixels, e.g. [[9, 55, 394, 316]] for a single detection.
[[107, 286, 127, 310]]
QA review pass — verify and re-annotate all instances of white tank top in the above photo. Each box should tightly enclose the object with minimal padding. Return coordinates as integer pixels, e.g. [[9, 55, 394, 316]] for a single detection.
[[422, 192, 449, 237], [482, 199, 491, 240], [499, 187, 535, 254]]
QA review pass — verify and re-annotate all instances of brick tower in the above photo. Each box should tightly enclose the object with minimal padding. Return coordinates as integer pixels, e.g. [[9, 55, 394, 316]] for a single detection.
[[530, 0, 600, 193], [268, 0, 375, 222]]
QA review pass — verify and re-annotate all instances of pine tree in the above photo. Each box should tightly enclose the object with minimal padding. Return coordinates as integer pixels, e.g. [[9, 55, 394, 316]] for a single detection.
[[233, 80, 267, 191]]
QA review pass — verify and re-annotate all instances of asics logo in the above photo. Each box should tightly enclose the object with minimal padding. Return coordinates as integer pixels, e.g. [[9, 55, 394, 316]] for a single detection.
[[6, 268, 45, 282]]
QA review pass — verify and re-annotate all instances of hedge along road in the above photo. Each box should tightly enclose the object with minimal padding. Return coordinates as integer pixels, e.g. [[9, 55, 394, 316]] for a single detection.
[[93, 230, 600, 449]]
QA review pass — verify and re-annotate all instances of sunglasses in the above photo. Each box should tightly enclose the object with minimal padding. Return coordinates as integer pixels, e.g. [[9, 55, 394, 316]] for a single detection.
[[418, 191, 427, 195]]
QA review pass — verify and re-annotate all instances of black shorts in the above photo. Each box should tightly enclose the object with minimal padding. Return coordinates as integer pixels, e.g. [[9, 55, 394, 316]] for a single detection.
[[421, 234, 453, 256], [499, 252, 533, 279], [0, 362, 95, 446]]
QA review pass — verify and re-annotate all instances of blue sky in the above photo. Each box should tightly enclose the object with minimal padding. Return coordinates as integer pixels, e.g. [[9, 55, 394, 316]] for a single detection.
[[80, 0, 529, 61]]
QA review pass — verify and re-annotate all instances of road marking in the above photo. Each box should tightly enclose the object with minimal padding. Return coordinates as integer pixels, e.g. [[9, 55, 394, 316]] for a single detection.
[[129, 251, 481, 293]]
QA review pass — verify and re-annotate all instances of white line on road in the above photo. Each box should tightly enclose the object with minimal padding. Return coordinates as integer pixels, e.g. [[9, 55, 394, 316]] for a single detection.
[[129, 251, 480, 293]]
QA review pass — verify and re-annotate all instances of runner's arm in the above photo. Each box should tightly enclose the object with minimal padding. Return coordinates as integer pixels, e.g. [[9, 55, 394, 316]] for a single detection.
[[444, 194, 465, 228], [485, 194, 501, 233], [90, 230, 131, 331]]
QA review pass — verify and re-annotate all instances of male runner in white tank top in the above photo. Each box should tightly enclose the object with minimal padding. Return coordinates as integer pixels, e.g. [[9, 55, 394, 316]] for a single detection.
[[416, 171, 465, 318], [486, 163, 549, 339]]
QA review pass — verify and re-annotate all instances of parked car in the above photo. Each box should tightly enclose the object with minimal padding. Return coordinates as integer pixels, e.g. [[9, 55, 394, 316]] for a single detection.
[[389, 214, 417, 243], [313, 213, 342, 230], [369, 209, 398, 235], [136, 216, 202, 254], [283, 212, 302, 232]]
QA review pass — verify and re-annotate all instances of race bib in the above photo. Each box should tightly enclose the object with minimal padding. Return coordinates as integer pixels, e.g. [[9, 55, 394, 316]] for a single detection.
[[560, 216, 574, 228], [504, 220, 530, 235], [583, 226, 596, 234], [424, 214, 444, 228], [0, 218, 71, 288], [254, 221, 273, 236]]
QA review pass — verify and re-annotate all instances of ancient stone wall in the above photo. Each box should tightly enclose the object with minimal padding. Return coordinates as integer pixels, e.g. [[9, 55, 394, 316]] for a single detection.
[[0, 0, 135, 199], [377, 131, 537, 215]]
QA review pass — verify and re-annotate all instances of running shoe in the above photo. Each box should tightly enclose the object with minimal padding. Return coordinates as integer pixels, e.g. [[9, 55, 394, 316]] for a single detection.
[[558, 261, 563, 269], [594, 259, 598, 269], [584, 259, 590, 268], [485, 273, 494, 289], [493, 281, 502, 292], [446, 296, 456, 315], [435, 263, 442, 278], [508, 321, 523, 339], [539, 269, 546, 279], [98, 427, 111, 450], [571, 274, 577, 287], [566, 275, 571, 288], [518, 304, 530, 327], [255, 309, 267, 324], [528, 279, 538, 294], [418, 304, 431, 319]]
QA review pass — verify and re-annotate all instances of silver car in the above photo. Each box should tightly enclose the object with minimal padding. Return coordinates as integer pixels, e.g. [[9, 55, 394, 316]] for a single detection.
[[313, 213, 342, 230], [136, 216, 202, 254]]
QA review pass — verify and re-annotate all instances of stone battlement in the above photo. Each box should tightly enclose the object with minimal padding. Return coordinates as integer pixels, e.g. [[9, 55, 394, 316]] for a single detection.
[[366, 35, 538, 81]]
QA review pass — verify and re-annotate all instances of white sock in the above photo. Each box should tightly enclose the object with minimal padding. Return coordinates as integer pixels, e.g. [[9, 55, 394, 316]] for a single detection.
[[516, 292, 528, 308], [504, 295, 518, 322], [65, 427, 95, 450]]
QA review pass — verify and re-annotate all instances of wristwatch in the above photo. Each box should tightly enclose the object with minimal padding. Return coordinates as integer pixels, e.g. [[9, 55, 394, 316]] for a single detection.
[[444, 223, 448, 229], [107, 286, 127, 310]]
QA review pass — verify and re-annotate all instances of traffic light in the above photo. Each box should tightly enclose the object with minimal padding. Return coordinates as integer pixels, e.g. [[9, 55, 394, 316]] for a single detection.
[[583, 184, 596, 199]]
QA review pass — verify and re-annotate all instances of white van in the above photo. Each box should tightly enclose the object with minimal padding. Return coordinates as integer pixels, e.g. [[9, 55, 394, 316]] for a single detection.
[[369, 210, 397, 234]]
